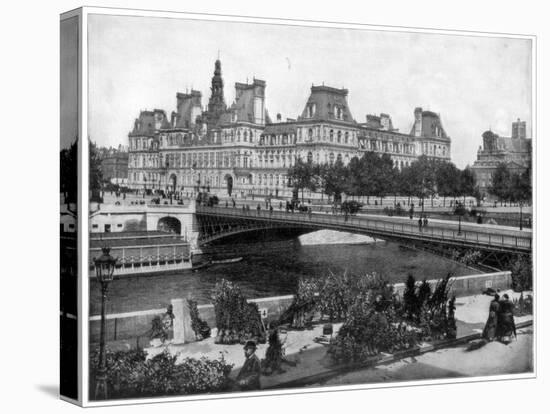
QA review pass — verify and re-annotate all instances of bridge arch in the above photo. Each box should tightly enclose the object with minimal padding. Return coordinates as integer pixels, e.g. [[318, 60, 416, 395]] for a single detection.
[[157, 216, 181, 234]]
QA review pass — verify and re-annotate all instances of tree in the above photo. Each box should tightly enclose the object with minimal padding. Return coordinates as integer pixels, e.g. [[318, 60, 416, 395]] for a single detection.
[[408, 156, 437, 212], [375, 154, 396, 204], [459, 166, 476, 204], [357, 152, 381, 204], [345, 156, 363, 199], [89, 140, 104, 202], [436, 162, 461, 207], [398, 164, 416, 206], [319, 159, 347, 203], [287, 157, 317, 201], [510, 166, 532, 205], [488, 163, 512, 204], [60, 138, 78, 204]]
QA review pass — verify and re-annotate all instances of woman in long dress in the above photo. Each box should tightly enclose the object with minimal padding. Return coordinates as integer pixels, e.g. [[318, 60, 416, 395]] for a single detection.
[[482, 294, 500, 341], [498, 293, 516, 343]]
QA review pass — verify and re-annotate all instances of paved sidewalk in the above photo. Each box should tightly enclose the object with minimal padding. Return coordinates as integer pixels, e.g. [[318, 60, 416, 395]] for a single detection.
[[143, 289, 533, 388], [313, 325, 533, 387]]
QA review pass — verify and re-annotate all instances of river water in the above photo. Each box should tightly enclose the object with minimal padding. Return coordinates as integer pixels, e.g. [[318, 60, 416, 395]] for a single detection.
[[90, 230, 480, 316]]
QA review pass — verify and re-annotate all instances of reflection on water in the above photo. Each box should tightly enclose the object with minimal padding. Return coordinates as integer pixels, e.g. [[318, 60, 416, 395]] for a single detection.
[[90, 233, 479, 315]]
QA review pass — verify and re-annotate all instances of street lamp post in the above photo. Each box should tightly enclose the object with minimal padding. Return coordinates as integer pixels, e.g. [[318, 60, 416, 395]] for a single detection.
[[93, 247, 117, 400], [458, 215, 462, 235]]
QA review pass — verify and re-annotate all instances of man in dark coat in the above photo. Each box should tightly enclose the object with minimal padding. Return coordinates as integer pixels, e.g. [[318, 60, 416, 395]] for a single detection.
[[236, 340, 261, 391]]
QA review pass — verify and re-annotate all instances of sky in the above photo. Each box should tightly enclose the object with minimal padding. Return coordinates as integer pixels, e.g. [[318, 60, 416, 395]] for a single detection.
[[86, 14, 532, 168], [60, 16, 78, 150]]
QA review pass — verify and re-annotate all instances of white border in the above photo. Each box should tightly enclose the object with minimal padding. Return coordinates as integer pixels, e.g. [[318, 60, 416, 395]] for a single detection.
[[76, 6, 537, 407]]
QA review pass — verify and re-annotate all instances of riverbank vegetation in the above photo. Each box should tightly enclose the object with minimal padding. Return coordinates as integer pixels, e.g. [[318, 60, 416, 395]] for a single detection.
[[212, 279, 267, 345], [89, 348, 233, 399], [280, 271, 457, 364]]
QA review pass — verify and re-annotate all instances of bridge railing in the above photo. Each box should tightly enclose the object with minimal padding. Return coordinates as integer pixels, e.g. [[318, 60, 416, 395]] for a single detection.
[[196, 206, 532, 251]]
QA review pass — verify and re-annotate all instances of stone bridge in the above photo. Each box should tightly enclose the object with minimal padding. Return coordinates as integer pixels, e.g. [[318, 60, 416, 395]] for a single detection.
[[89, 201, 532, 266], [195, 205, 532, 268]]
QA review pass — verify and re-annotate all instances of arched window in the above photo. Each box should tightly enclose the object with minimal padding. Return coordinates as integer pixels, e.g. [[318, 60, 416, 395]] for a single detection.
[[307, 151, 313, 163], [337, 153, 342, 163], [269, 174, 273, 186], [308, 129, 313, 141], [344, 131, 349, 144], [329, 153, 335, 164], [244, 130, 248, 142], [337, 131, 342, 143], [330, 130, 334, 142]]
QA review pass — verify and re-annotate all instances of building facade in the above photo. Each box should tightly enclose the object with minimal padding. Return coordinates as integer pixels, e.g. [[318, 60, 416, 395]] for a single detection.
[[471, 119, 532, 196], [100, 146, 129, 185], [127, 60, 452, 198]]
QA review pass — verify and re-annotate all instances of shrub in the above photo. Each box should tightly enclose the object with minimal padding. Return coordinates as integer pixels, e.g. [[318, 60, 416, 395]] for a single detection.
[[262, 329, 285, 375], [328, 298, 417, 364], [317, 272, 353, 322], [212, 279, 266, 344], [187, 298, 210, 340], [402, 274, 418, 319], [280, 277, 319, 328], [89, 348, 233, 399], [511, 255, 532, 292], [513, 292, 533, 316]]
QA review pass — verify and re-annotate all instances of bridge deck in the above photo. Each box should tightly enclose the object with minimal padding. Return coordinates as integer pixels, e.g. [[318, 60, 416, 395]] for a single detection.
[[196, 206, 532, 253]]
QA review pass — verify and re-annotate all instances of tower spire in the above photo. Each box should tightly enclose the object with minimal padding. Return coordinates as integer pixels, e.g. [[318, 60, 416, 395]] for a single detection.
[[206, 58, 227, 131]]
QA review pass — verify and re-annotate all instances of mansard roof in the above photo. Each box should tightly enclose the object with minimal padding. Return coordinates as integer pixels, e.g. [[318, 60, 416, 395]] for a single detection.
[[410, 109, 449, 140], [129, 109, 171, 136], [298, 85, 355, 123]]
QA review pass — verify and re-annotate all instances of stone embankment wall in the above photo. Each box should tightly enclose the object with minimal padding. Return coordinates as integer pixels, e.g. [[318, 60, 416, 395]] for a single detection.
[[89, 271, 511, 343]]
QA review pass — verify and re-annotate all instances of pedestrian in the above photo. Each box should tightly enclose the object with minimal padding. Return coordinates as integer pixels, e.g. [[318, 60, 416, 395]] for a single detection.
[[279, 201, 283, 210], [269, 204, 273, 215], [235, 340, 261, 391], [232, 198, 236, 208], [482, 294, 500, 341], [423, 215, 428, 227], [497, 294, 516, 343], [418, 217, 423, 231], [257, 203, 261, 215], [225, 200, 228, 208]]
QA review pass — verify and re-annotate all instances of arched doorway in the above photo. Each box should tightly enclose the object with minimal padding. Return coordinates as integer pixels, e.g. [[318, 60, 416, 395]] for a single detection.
[[169, 174, 177, 193], [157, 216, 181, 234]]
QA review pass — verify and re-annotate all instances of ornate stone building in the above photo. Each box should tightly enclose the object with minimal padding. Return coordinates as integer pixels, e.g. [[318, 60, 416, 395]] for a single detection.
[[127, 60, 452, 198], [471, 119, 532, 197]]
